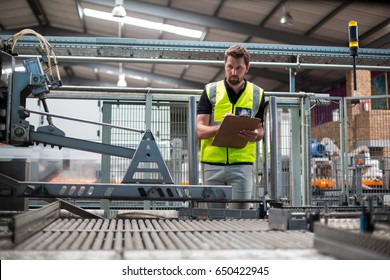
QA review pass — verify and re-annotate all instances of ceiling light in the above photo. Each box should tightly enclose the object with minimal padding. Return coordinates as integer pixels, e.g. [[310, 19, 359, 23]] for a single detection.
[[84, 8, 203, 39], [117, 73, 127, 87], [280, 12, 293, 25], [280, 4, 293, 25], [112, 0, 126, 18]]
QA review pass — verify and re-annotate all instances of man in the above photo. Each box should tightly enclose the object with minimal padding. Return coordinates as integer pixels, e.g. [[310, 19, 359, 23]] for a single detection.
[[196, 44, 266, 209]]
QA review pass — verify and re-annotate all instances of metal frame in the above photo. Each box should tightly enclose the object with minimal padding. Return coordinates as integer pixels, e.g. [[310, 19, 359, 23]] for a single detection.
[[6, 36, 390, 63], [14, 179, 232, 201]]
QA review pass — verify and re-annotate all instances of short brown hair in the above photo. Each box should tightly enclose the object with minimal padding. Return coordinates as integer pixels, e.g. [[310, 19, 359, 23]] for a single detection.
[[224, 45, 250, 67]]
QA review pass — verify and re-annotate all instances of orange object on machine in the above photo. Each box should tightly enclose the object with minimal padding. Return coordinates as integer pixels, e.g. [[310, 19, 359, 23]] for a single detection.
[[362, 178, 383, 188], [311, 178, 334, 189]]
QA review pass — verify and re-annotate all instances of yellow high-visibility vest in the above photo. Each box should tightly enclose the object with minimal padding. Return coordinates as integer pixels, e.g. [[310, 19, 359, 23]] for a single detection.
[[200, 80, 263, 164]]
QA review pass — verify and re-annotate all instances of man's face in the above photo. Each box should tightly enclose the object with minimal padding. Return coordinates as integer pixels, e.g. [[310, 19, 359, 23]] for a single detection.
[[225, 56, 248, 86]]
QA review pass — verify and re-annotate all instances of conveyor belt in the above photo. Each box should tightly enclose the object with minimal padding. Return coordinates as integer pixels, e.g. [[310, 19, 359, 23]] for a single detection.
[[314, 218, 390, 259], [0, 218, 332, 260]]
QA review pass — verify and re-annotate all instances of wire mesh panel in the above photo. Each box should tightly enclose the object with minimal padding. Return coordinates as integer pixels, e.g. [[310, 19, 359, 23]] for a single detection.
[[310, 96, 390, 206], [346, 96, 390, 205], [278, 110, 293, 201], [260, 98, 301, 205], [102, 101, 189, 211], [109, 103, 146, 184], [310, 97, 343, 205], [167, 103, 190, 185]]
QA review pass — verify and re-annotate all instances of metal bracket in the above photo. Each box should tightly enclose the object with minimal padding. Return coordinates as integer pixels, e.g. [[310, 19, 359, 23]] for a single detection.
[[268, 208, 308, 230], [122, 130, 174, 184]]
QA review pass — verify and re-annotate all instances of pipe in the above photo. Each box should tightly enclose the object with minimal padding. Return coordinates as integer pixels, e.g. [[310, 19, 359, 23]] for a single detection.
[[270, 96, 278, 200], [188, 96, 198, 185], [16, 55, 390, 71], [27, 109, 144, 133]]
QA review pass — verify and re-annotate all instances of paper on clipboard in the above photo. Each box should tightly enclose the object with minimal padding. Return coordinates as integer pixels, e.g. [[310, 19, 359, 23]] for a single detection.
[[212, 115, 261, 148]]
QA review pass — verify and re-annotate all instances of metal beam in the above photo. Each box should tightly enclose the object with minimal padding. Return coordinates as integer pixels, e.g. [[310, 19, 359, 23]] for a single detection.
[[367, 33, 390, 49], [360, 18, 390, 41], [76, 0, 88, 34], [9, 36, 389, 60], [30, 130, 137, 158], [305, 0, 353, 36], [260, 0, 287, 27], [26, 0, 49, 27], [17, 181, 233, 201]]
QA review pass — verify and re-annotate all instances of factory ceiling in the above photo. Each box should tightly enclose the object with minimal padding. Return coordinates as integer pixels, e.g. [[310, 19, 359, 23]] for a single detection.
[[0, 0, 389, 94]]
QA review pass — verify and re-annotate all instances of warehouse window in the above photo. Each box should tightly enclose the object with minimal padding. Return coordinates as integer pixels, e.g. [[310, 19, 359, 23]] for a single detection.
[[371, 72, 389, 110]]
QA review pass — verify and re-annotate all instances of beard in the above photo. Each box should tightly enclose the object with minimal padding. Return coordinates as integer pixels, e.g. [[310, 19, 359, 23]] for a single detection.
[[228, 77, 241, 85]]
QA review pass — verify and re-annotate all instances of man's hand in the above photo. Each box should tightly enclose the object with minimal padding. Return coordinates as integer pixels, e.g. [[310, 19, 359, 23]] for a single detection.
[[239, 128, 258, 142], [223, 113, 234, 118], [239, 126, 264, 142]]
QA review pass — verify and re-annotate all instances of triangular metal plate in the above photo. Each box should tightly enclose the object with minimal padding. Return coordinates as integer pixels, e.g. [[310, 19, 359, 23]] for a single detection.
[[122, 130, 174, 184]]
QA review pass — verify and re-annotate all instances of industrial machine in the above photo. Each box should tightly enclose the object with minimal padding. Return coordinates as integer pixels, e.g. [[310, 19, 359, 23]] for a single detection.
[[0, 31, 232, 212], [1, 31, 389, 260]]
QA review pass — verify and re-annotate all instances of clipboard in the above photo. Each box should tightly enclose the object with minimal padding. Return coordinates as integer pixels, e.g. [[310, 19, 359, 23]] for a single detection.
[[212, 115, 261, 148]]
